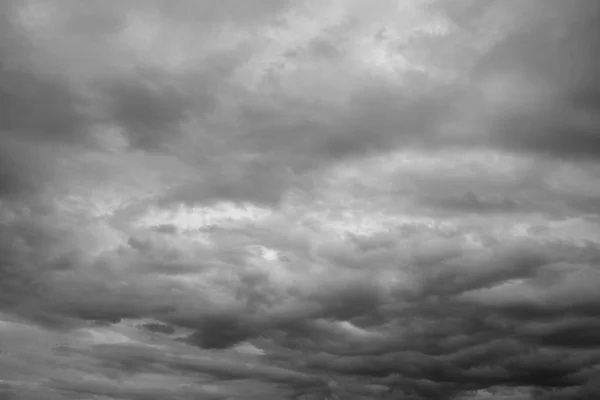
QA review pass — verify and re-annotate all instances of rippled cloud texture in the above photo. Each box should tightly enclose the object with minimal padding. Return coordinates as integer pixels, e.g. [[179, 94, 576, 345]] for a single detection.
[[1, 0, 600, 399]]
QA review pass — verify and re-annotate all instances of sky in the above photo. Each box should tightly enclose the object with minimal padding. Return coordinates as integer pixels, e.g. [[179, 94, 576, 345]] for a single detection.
[[1, 0, 600, 399]]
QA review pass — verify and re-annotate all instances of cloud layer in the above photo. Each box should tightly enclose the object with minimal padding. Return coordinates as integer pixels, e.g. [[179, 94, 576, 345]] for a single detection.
[[1, 0, 600, 399]]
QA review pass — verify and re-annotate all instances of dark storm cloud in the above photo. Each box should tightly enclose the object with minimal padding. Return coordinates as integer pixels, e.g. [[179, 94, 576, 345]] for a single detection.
[[75, 341, 322, 391], [151, 224, 179, 235], [415, 243, 549, 299], [0, 0, 598, 212], [0, 0, 232, 159], [420, 191, 522, 214], [281, 240, 600, 397], [302, 320, 600, 396], [2, 0, 600, 398], [0, 231, 162, 327], [0, 6, 86, 201], [465, 0, 600, 160], [0, 219, 56, 312], [400, 0, 600, 163], [156, 0, 600, 208], [0, 53, 214, 153], [0, 137, 52, 200], [524, 317, 600, 349], [0, 3, 94, 147], [45, 378, 228, 400], [182, 313, 259, 350], [309, 84, 458, 160], [156, 83, 460, 208], [141, 322, 175, 335], [159, 275, 386, 351], [4, 204, 600, 398], [95, 70, 209, 151], [0, 66, 93, 144], [158, 159, 300, 207]]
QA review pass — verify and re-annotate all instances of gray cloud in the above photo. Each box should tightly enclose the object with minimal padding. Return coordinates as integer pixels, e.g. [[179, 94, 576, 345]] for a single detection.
[[140, 321, 175, 335], [2, 0, 600, 398], [420, 191, 522, 215], [464, 0, 600, 160]]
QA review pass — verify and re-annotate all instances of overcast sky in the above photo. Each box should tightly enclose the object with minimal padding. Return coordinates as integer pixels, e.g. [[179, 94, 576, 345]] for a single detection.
[[1, 0, 600, 399]]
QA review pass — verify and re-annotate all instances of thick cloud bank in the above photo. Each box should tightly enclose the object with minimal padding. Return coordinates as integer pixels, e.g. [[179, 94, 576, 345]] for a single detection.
[[1, 0, 600, 399]]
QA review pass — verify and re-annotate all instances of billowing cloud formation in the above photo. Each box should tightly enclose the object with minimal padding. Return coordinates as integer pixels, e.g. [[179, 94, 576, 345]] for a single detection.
[[1, 0, 600, 399]]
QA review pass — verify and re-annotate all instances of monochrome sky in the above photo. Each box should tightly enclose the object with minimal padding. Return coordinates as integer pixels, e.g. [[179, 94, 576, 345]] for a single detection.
[[1, 0, 600, 399]]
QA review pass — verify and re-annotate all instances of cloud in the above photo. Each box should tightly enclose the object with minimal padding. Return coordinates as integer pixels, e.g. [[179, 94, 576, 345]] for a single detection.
[[456, 0, 600, 159], [2, 0, 600, 398], [141, 322, 175, 335], [420, 191, 522, 215]]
